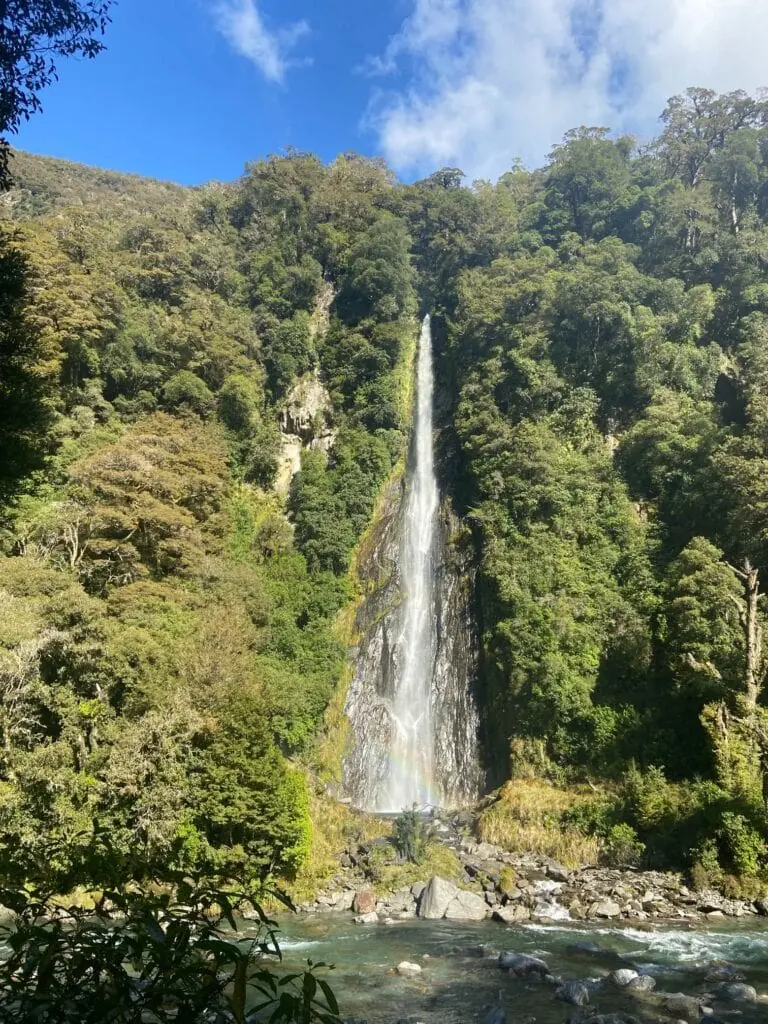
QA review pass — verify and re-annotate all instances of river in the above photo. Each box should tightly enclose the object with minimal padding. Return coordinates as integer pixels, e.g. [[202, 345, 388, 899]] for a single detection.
[[272, 915, 768, 1024]]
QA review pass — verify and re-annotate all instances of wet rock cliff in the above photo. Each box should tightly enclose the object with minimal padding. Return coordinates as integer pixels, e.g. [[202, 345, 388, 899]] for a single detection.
[[342, 472, 482, 809]]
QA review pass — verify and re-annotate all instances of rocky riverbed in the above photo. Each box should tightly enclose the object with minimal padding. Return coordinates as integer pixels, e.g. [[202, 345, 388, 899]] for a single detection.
[[295, 815, 767, 926]]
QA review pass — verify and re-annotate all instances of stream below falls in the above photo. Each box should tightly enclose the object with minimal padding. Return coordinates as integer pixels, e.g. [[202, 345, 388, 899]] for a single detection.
[[272, 915, 768, 1024]]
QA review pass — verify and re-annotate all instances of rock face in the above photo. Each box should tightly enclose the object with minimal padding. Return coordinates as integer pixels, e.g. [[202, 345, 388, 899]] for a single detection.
[[274, 371, 336, 497], [342, 471, 481, 808]]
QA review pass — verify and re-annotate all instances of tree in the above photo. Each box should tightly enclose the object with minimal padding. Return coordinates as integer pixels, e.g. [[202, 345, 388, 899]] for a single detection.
[[0, 0, 114, 187], [0, 231, 60, 503]]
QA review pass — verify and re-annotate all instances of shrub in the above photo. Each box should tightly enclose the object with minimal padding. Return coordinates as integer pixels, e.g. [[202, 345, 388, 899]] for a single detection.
[[392, 808, 429, 864], [719, 812, 766, 878], [690, 837, 723, 891], [603, 823, 645, 868]]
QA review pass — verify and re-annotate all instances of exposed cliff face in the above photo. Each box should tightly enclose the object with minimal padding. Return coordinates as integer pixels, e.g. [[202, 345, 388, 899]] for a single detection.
[[342, 473, 482, 809], [275, 372, 336, 497]]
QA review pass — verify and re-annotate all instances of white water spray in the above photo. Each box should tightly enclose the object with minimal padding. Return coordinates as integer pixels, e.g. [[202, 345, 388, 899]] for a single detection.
[[380, 315, 440, 811]]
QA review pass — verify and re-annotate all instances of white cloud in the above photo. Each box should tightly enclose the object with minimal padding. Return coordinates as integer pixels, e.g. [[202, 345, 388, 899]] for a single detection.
[[369, 0, 768, 179], [214, 0, 309, 84]]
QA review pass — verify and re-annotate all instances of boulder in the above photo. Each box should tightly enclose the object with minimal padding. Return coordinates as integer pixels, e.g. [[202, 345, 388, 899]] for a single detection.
[[609, 970, 640, 988], [418, 877, 460, 919], [332, 891, 355, 912], [628, 975, 656, 992], [704, 964, 744, 983], [498, 952, 550, 977], [353, 890, 376, 915], [546, 861, 570, 883], [591, 900, 621, 919], [353, 911, 379, 925], [445, 889, 488, 921], [555, 981, 590, 1006], [658, 992, 711, 1020], [754, 897, 768, 916], [493, 905, 531, 924], [396, 961, 422, 977], [712, 983, 757, 1003]]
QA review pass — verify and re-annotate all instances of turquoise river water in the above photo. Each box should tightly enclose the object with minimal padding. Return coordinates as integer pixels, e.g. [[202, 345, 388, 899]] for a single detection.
[[268, 915, 768, 1024]]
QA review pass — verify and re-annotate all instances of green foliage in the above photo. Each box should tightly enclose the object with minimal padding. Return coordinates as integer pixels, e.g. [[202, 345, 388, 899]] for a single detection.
[[392, 809, 429, 864], [719, 811, 766, 877], [162, 370, 215, 416], [0, 877, 341, 1023], [603, 823, 645, 869], [0, 146, 423, 896], [9, 83, 768, 893]]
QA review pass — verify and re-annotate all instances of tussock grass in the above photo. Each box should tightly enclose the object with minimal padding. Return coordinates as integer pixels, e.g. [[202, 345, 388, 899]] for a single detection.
[[478, 779, 603, 868], [371, 841, 463, 895]]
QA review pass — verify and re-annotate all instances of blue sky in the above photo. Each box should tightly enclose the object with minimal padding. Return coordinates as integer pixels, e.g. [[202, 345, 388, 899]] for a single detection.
[[13, 0, 768, 185]]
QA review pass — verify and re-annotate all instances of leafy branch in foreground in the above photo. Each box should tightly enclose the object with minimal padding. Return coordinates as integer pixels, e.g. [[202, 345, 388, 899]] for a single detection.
[[0, 877, 341, 1023]]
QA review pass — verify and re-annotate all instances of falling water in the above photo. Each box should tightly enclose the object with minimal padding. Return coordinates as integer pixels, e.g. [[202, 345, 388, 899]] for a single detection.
[[342, 313, 480, 812], [380, 315, 440, 811]]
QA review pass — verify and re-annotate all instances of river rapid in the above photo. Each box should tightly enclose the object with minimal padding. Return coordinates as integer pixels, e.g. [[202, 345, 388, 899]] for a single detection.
[[272, 915, 768, 1024]]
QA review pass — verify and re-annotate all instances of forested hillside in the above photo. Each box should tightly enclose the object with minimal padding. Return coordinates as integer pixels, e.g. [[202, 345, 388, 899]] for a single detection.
[[5, 86, 768, 893], [0, 147, 415, 890], [403, 88, 768, 884]]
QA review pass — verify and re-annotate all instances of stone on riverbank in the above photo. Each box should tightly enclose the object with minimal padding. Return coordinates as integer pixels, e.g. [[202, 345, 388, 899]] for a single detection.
[[444, 889, 488, 921], [591, 900, 621, 918], [353, 890, 376, 914], [712, 982, 757, 1003], [353, 911, 379, 925], [418, 877, 457, 919], [493, 905, 531, 924], [555, 981, 590, 1006]]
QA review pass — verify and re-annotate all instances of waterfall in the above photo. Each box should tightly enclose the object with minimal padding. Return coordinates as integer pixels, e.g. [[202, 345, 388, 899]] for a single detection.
[[380, 314, 439, 811], [342, 315, 481, 813]]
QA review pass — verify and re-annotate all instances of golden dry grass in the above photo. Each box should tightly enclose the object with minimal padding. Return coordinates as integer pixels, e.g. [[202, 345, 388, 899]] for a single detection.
[[478, 779, 603, 868]]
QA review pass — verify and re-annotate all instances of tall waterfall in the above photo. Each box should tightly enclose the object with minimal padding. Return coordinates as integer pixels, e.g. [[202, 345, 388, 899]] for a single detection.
[[342, 315, 481, 813], [381, 314, 439, 811]]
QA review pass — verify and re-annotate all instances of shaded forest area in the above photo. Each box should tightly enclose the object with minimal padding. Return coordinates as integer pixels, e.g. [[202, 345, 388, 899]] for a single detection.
[[4, 87, 768, 892]]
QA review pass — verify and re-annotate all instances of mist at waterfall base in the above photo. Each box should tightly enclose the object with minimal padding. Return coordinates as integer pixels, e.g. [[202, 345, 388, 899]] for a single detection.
[[342, 314, 481, 813]]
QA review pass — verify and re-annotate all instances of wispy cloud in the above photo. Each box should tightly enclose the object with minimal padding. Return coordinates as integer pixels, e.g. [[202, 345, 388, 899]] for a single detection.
[[368, 0, 768, 180], [213, 0, 309, 84]]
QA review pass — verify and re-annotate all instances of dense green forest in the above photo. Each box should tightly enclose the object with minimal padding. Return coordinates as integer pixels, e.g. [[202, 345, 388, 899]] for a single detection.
[[5, 86, 768, 893]]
